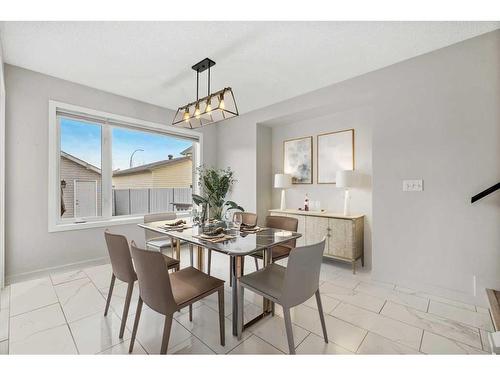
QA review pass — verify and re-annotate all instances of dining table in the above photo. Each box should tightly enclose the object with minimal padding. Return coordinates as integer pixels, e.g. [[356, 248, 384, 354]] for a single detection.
[[138, 219, 302, 336]]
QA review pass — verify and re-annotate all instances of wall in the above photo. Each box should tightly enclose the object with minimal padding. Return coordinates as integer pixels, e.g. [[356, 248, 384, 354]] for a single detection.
[[256, 125, 272, 225], [112, 170, 153, 189], [216, 30, 500, 302], [4, 64, 217, 281], [151, 159, 192, 188], [270, 110, 373, 267], [0, 43, 5, 287]]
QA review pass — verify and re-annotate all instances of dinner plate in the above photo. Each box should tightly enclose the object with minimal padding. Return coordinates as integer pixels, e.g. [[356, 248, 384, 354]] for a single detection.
[[199, 233, 225, 239]]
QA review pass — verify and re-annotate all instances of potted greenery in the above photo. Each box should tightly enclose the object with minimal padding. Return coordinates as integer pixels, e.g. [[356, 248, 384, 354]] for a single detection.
[[192, 166, 244, 222]]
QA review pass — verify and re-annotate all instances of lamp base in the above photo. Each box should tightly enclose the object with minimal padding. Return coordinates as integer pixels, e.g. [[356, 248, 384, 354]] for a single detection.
[[280, 189, 287, 211], [343, 189, 351, 216]]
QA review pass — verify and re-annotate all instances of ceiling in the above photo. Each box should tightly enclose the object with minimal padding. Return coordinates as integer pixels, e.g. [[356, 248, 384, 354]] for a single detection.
[[1, 21, 498, 114]]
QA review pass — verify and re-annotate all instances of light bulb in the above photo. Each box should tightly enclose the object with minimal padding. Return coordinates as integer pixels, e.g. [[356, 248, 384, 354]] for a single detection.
[[205, 97, 212, 113], [218, 93, 225, 110], [194, 103, 201, 119], [183, 108, 190, 122]]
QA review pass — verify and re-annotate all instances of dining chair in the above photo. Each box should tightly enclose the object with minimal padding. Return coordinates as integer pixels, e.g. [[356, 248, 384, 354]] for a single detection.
[[144, 212, 179, 261], [129, 242, 225, 354], [251, 215, 298, 270], [237, 239, 328, 354], [206, 212, 258, 284], [103, 230, 179, 339]]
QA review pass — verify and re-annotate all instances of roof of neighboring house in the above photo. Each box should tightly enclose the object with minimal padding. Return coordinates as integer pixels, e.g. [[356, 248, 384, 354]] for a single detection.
[[180, 146, 192, 155], [112, 156, 191, 177], [61, 151, 101, 174]]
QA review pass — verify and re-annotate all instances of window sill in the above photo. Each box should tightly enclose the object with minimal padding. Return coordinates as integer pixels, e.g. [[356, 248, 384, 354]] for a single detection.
[[48, 211, 191, 233]]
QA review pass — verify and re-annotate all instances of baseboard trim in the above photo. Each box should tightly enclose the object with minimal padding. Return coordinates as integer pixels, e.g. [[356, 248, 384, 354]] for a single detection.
[[5, 256, 110, 285]]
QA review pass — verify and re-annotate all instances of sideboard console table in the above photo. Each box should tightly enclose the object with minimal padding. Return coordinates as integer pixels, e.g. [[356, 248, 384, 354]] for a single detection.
[[269, 209, 364, 274]]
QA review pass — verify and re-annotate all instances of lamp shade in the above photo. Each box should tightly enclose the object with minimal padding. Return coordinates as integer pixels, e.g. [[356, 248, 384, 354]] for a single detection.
[[274, 174, 292, 189], [336, 170, 357, 188]]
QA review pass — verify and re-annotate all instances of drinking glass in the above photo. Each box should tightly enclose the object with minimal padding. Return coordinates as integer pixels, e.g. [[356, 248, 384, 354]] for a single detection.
[[233, 213, 242, 230]]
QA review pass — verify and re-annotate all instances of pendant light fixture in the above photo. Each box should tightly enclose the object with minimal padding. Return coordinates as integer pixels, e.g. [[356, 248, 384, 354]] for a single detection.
[[172, 58, 239, 128]]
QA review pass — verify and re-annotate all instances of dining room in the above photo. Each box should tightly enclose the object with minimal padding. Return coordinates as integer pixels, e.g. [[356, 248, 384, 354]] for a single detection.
[[1, 6, 500, 372]]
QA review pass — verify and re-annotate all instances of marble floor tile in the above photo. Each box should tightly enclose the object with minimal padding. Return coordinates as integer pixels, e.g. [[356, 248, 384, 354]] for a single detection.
[[83, 264, 119, 290], [99, 281, 140, 318], [395, 286, 476, 312], [420, 331, 486, 354], [167, 335, 214, 354], [248, 314, 311, 354], [476, 306, 490, 315], [229, 334, 283, 354], [303, 293, 340, 314], [10, 277, 58, 316], [356, 332, 420, 354], [226, 301, 263, 323], [200, 289, 233, 317], [296, 332, 353, 354], [327, 274, 362, 290], [98, 339, 147, 354], [380, 301, 482, 349], [480, 329, 492, 353], [0, 340, 7, 354], [0, 286, 10, 310], [428, 300, 494, 332], [69, 311, 130, 354], [126, 307, 192, 355], [50, 269, 87, 286], [9, 303, 66, 343], [332, 302, 423, 350], [54, 277, 106, 323], [176, 304, 250, 354], [355, 282, 429, 312], [320, 281, 385, 313], [0, 309, 9, 342], [9, 324, 77, 354]]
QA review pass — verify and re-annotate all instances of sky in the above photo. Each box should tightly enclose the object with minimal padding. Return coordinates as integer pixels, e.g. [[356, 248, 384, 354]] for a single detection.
[[60, 118, 192, 171]]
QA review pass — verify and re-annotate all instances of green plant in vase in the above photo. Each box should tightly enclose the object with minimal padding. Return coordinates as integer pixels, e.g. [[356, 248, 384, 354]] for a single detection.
[[192, 165, 244, 222]]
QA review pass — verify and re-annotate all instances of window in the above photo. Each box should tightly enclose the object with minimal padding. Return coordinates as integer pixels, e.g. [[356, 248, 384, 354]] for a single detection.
[[49, 101, 202, 232]]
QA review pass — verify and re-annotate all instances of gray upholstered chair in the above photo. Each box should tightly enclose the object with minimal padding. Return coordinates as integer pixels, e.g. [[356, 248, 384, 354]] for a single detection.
[[237, 239, 328, 354], [251, 215, 298, 270], [144, 212, 178, 259], [103, 230, 179, 339], [129, 242, 225, 354], [206, 212, 258, 284]]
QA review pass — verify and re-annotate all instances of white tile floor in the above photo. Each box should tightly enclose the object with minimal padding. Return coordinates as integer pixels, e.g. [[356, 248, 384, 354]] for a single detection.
[[0, 245, 495, 355]]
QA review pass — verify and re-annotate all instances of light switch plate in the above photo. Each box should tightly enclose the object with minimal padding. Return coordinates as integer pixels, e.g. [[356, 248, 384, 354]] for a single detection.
[[403, 179, 423, 191]]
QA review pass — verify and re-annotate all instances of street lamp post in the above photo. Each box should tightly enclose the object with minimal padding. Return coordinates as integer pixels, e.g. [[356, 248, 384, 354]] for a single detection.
[[129, 149, 144, 168]]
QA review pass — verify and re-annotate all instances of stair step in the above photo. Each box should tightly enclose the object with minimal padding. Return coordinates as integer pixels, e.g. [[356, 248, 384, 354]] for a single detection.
[[486, 288, 500, 331]]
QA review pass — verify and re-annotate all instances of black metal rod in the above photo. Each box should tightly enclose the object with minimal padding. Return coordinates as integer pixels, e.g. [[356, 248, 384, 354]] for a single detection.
[[208, 65, 211, 96], [196, 71, 199, 101], [471, 182, 500, 203]]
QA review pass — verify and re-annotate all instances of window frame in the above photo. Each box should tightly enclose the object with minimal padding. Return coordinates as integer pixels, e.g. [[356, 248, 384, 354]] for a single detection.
[[48, 100, 202, 232]]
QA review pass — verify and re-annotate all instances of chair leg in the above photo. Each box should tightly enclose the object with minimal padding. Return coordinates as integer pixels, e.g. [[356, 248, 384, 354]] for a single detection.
[[119, 281, 134, 339], [283, 307, 296, 354], [129, 297, 143, 354], [189, 244, 194, 267], [315, 290, 329, 343], [189, 304, 193, 322], [207, 249, 212, 276], [104, 274, 116, 316], [160, 314, 174, 355], [237, 282, 244, 340], [229, 257, 233, 287], [254, 257, 259, 270], [218, 287, 225, 346]]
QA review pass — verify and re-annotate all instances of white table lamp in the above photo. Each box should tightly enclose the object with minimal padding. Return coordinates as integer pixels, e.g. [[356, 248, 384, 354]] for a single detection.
[[275, 174, 292, 210], [336, 170, 357, 216]]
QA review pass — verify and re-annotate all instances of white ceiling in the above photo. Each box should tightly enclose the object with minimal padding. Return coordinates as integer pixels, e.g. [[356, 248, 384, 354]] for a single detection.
[[1, 21, 498, 114]]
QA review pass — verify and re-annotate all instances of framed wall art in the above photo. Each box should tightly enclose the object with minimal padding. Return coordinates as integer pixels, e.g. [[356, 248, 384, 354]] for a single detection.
[[317, 129, 354, 184], [283, 136, 313, 184]]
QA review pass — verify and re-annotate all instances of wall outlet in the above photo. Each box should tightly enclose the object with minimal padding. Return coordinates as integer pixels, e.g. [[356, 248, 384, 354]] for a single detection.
[[403, 179, 423, 192]]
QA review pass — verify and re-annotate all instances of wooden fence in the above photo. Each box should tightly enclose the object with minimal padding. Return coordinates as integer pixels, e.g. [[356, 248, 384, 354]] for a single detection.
[[112, 187, 192, 215]]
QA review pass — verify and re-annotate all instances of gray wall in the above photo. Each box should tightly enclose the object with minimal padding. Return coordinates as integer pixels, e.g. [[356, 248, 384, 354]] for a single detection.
[[4, 64, 216, 281], [0, 45, 5, 287], [216, 30, 500, 301]]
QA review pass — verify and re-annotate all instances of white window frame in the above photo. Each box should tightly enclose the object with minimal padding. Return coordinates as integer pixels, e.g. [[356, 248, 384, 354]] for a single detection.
[[48, 100, 203, 232]]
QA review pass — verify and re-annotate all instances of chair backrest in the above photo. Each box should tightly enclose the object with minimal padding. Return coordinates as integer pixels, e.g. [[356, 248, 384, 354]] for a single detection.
[[233, 211, 258, 226], [144, 212, 177, 241], [130, 242, 176, 315], [281, 239, 326, 307], [104, 230, 137, 283], [265, 215, 298, 248]]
